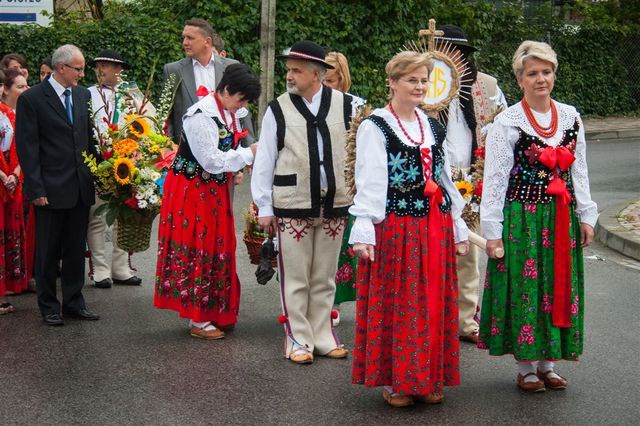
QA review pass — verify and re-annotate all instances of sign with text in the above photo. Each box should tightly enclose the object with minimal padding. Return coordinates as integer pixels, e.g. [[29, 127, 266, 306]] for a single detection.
[[0, 0, 53, 26], [424, 58, 454, 106]]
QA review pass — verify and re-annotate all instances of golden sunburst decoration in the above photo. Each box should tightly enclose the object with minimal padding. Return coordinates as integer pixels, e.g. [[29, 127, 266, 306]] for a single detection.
[[403, 18, 473, 117], [114, 157, 135, 185]]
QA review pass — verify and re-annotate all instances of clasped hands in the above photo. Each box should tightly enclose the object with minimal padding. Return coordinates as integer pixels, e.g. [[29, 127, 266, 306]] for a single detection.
[[352, 240, 470, 262]]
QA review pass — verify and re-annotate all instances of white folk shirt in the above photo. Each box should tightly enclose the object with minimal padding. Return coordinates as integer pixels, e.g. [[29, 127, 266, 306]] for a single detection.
[[193, 56, 216, 97], [480, 101, 599, 240], [182, 94, 253, 174], [252, 86, 329, 218], [89, 85, 115, 134], [348, 108, 469, 245], [0, 112, 13, 152]]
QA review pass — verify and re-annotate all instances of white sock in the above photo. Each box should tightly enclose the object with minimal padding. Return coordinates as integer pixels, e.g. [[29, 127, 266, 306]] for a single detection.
[[189, 320, 217, 331], [538, 360, 562, 379], [384, 386, 394, 394], [517, 361, 539, 383]]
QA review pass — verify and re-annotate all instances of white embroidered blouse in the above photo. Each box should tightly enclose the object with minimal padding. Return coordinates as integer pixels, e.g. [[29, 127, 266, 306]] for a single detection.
[[480, 100, 599, 240]]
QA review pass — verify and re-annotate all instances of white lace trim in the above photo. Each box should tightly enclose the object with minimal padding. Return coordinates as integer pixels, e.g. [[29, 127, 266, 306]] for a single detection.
[[497, 100, 578, 136]]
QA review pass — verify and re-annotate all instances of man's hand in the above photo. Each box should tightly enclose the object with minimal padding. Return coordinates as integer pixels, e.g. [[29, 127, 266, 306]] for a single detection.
[[250, 143, 258, 157], [353, 243, 375, 261], [580, 223, 594, 247], [32, 197, 49, 207], [258, 216, 278, 235], [486, 238, 504, 259]]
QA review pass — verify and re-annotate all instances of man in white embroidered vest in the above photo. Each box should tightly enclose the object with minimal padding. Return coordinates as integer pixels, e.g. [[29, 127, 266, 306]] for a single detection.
[[435, 25, 508, 344], [87, 50, 143, 289], [252, 40, 353, 364]]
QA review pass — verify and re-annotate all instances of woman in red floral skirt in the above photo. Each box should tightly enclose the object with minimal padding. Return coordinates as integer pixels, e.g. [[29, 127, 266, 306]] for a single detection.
[[349, 52, 469, 407], [0, 69, 29, 314], [154, 64, 260, 339]]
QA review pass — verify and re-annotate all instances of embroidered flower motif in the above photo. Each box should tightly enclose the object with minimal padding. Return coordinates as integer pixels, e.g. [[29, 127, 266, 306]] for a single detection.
[[398, 198, 408, 209], [404, 164, 420, 181], [413, 199, 424, 210], [524, 143, 544, 164], [390, 172, 405, 187], [388, 152, 407, 173]]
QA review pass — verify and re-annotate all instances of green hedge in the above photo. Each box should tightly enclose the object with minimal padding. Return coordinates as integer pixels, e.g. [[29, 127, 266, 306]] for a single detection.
[[0, 0, 637, 116]]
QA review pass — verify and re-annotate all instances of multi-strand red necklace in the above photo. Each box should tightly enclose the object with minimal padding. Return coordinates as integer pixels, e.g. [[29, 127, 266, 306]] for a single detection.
[[213, 92, 238, 134], [521, 97, 558, 139], [388, 102, 424, 146]]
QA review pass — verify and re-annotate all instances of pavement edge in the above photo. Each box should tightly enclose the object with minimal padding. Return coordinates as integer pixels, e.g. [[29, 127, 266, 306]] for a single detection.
[[595, 200, 640, 261]]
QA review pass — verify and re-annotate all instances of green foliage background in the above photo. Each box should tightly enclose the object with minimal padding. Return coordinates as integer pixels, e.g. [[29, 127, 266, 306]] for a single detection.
[[0, 0, 637, 116]]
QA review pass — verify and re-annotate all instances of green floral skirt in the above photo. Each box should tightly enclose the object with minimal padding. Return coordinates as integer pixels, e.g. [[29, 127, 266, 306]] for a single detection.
[[334, 215, 357, 305], [478, 201, 584, 361]]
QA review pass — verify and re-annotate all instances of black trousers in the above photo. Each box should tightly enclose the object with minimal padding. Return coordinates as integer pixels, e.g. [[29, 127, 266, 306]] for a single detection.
[[35, 201, 90, 316]]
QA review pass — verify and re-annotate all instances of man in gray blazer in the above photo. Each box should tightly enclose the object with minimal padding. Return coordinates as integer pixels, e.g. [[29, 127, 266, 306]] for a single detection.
[[163, 18, 255, 146]]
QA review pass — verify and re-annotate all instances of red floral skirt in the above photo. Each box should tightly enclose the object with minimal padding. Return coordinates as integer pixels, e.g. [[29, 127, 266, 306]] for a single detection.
[[153, 171, 240, 326], [352, 211, 460, 395], [1, 193, 27, 296]]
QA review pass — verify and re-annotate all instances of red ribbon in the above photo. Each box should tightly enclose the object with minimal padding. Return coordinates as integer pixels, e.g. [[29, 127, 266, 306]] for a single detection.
[[196, 85, 210, 97], [539, 146, 575, 328], [233, 128, 249, 149]]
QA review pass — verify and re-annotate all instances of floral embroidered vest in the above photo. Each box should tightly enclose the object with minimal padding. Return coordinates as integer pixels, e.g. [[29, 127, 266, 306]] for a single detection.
[[171, 115, 234, 185], [366, 114, 451, 217], [506, 121, 579, 204]]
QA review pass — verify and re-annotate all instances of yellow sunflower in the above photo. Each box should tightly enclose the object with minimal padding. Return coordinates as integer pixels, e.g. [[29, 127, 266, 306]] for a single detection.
[[113, 138, 139, 156], [126, 114, 151, 138], [455, 180, 475, 200], [113, 157, 136, 185]]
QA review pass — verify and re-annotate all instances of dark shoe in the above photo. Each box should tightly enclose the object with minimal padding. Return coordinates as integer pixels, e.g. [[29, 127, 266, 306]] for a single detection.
[[43, 313, 64, 326], [64, 308, 100, 321], [113, 276, 142, 286], [517, 373, 546, 393], [460, 332, 479, 344], [94, 278, 113, 289]]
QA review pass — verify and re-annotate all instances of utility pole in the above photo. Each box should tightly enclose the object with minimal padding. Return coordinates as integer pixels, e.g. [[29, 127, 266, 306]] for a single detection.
[[258, 0, 276, 129]]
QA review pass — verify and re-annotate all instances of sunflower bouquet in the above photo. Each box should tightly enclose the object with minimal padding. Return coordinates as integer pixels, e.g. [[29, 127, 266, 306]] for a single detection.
[[83, 75, 177, 252], [452, 145, 485, 226]]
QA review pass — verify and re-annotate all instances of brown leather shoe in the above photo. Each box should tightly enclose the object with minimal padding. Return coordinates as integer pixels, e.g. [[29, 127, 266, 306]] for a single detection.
[[517, 373, 546, 392], [289, 351, 314, 364], [537, 369, 568, 390], [414, 391, 444, 404], [382, 389, 414, 407], [459, 332, 479, 344], [324, 347, 349, 359], [189, 326, 225, 340]]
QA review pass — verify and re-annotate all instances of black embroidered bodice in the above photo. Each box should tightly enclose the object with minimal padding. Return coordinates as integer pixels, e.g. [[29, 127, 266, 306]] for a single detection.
[[171, 115, 234, 185], [366, 114, 451, 217], [505, 120, 579, 204]]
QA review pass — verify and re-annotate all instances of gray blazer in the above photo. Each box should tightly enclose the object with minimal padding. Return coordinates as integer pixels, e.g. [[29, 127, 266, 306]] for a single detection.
[[163, 56, 255, 146]]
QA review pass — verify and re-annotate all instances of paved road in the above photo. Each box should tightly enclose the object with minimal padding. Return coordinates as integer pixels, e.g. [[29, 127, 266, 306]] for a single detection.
[[1, 140, 638, 425]]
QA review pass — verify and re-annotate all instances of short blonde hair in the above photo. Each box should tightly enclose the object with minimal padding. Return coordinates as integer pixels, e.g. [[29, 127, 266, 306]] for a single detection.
[[385, 51, 433, 98], [512, 40, 558, 78], [325, 52, 352, 93]]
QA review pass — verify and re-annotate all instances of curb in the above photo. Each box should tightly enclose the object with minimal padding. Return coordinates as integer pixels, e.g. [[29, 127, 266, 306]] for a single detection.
[[595, 200, 640, 261], [585, 129, 640, 142]]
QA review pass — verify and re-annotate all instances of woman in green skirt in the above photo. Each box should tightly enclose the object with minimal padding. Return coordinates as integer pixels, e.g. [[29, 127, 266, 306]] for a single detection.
[[478, 41, 598, 392]]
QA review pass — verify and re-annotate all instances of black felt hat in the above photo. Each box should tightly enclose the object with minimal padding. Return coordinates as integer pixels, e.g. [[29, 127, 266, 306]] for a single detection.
[[90, 49, 130, 69], [278, 40, 334, 69], [435, 25, 477, 52]]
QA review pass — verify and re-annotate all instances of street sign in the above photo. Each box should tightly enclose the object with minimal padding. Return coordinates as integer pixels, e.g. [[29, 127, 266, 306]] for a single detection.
[[0, 0, 54, 26]]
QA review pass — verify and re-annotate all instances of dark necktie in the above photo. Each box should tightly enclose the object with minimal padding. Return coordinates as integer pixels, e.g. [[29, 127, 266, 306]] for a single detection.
[[64, 89, 73, 124]]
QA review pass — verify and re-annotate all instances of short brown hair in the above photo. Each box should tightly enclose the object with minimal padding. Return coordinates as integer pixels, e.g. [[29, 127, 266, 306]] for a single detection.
[[212, 32, 225, 53], [185, 18, 215, 40], [385, 51, 433, 98], [1, 53, 28, 71]]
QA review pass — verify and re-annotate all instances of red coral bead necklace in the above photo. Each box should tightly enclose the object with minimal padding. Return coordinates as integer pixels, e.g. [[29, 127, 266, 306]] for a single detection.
[[387, 102, 424, 146], [521, 97, 558, 139]]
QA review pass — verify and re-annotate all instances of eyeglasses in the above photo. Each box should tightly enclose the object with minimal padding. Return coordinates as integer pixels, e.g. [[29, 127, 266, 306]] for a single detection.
[[63, 64, 85, 73], [400, 78, 430, 88]]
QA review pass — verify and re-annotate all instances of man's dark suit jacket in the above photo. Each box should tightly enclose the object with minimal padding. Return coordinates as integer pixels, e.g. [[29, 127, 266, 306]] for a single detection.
[[15, 79, 96, 208], [163, 55, 255, 146]]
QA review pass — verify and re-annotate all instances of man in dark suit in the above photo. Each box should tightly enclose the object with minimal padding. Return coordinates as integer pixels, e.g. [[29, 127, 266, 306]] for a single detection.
[[15, 44, 99, 326], [163, 18, 255, 147]]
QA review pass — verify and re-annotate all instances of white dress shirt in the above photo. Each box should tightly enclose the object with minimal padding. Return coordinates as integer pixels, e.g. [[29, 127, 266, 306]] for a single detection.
[[348, 108, 469, 245], [251, 86, 329, 218], [480, 101, 599, 240], [193, 56, 216, 97], [49, 75, 72, 108], [182, 95, 253, 174]]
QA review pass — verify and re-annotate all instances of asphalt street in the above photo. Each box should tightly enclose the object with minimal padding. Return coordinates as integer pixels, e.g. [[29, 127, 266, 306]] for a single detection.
[[1, 139, 638, 425]]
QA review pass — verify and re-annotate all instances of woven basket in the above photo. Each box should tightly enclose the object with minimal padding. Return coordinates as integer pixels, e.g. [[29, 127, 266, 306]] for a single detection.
[[243, 232, 277, 267], [115, 211, 157, 253]]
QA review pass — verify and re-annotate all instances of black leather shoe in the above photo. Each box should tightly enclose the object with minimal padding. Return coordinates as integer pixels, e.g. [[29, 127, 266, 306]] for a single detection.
[[94, 278, 113, 288], [113, 276, 142, 286], [64, 308, 100, 321], [43, 313, 64, 326]]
